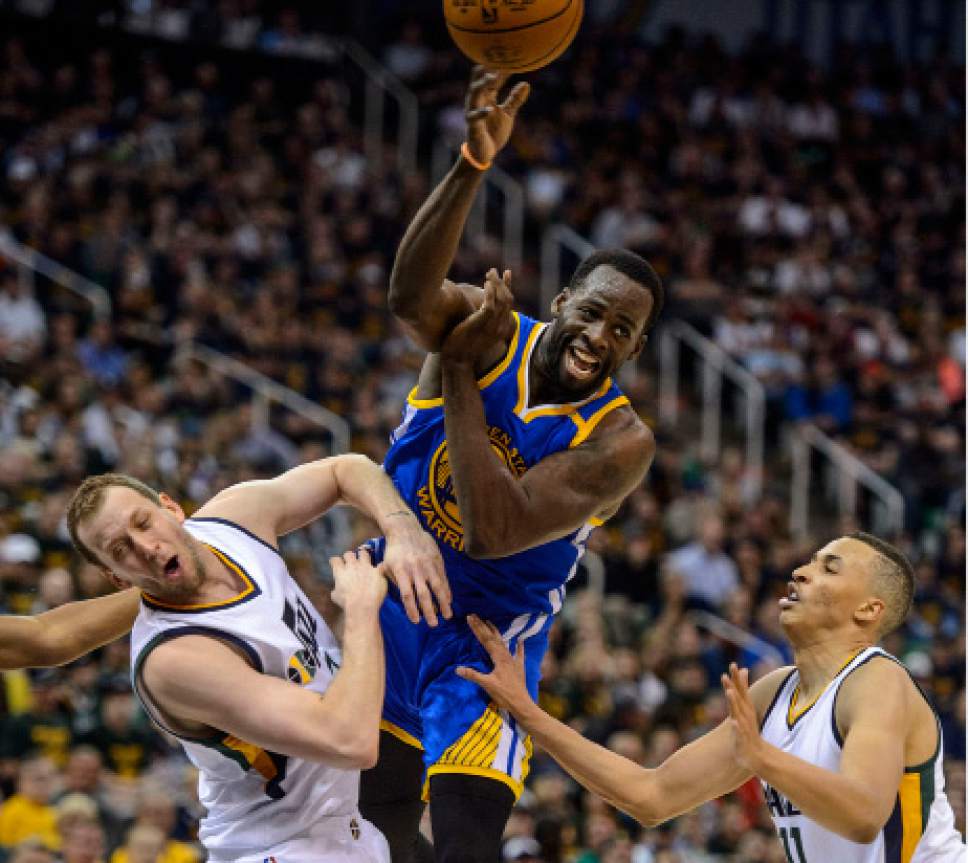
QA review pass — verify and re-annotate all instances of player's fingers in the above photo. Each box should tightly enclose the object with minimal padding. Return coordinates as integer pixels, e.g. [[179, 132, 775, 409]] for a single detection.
[[513, 639, 526, 669], [500, 81, 530, 116], [466, 106, 494, 122], [455, 666, 486, 685], [413, 575, 438, 628], [465, 614, 491, 647], [430, 570, 452, 620], [329, 555, 343, 574], [395, 574, 420, 625]]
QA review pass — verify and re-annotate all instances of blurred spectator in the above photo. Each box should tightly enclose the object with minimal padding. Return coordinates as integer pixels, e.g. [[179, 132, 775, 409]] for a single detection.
[[0, 755, 60, 851], [665, 514, 738, 609]]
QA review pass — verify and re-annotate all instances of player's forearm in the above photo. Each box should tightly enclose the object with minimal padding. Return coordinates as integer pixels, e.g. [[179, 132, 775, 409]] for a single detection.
[[752, 744, 891, 843], [317, 607, 385, 768], [514, 700, 658, 823], [441, 360, 528, 557], [0, 590, 140, 669], [332, 453, 417, 535], [388, 157, 485, 320]]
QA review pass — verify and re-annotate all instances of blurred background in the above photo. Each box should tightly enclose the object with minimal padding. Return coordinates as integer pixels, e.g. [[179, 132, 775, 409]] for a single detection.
[[0, 1, 963, 861]]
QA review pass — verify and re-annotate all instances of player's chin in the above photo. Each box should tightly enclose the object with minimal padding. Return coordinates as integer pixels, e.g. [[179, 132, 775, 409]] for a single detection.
[[558, 361, 609, 396]]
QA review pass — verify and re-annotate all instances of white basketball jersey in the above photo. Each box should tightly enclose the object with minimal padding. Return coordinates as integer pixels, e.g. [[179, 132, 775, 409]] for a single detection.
[[760, 647, 965, 863], [130, 517, 386, 863]]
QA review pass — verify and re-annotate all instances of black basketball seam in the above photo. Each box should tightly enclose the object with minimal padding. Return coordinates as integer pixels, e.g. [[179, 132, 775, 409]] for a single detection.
[[512, 0, 581, 71], [453, 0, 582, 70], [446, 0, 574, 35]]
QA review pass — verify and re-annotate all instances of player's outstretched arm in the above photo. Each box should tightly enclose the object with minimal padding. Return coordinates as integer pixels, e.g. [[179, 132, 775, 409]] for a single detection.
[[388, 66, 529, 351], [723, 660, 907, 843], [198, 454, 450, 625], [0, 588, 140, 670], [439, 272, 654, 557], [141, 551, 387, 769], [456, 616, 766, 825]]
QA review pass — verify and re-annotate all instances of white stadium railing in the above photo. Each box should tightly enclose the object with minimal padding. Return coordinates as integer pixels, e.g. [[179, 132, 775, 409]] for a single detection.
[[790, 423, 905, 541], [658, 319, 766, 502], [0, 232, 111, 321]]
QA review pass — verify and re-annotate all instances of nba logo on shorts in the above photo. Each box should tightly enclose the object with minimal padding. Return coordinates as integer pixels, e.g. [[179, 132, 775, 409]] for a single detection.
[[350, 818, 361, 840]]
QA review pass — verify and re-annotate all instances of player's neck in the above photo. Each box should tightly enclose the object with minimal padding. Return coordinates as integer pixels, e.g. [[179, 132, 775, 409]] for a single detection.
[[193, 540, 246, 601], [792, 636, 872, 701]]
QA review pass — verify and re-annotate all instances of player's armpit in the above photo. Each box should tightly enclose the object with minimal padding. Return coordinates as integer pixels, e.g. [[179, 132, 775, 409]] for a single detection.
[[141, 635, 377, 769], [468, 412, 654, 557]]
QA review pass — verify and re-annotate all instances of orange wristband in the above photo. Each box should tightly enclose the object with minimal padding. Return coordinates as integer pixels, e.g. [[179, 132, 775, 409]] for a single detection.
[[461, 141, 492, 171]]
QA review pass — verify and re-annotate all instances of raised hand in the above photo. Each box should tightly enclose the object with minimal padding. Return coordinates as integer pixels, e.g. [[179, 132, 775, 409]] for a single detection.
[[440, 268, 516, 366], [330, 549, 388, 616], [722, 662, 765, 773], [456, 614, 532, 715], [465, 66, 530, 166], [381, 514, 451, 627]]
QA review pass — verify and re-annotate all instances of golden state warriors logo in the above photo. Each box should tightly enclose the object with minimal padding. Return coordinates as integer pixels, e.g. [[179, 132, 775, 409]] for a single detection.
[[417, 426, 527, 551]]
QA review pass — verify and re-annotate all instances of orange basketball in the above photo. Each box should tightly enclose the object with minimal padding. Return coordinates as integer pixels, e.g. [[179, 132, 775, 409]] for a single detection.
[[443, 0, 583, 74]]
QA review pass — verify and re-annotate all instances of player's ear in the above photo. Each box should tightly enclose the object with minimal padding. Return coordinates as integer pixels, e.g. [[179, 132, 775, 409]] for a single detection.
[[551, 288, 570, 316], [854, 597, 885, 628], [629, 332, 648, 361], [158, 492, 186, 523]]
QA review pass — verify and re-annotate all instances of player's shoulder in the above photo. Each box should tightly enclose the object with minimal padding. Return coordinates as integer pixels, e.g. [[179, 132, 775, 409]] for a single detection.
[[190, 483, 279, 549], [836, 650, 920, 711], [749, 665, 797, 721], [582, 404, 655, 462]]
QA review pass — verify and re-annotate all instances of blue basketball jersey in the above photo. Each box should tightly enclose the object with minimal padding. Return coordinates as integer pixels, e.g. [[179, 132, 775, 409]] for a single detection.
[[382, 311, 631, 620]]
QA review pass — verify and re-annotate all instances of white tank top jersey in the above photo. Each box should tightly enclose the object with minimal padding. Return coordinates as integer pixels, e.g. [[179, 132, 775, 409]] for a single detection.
[[129, 517, 389, 863], [759, 646, 966, 863]]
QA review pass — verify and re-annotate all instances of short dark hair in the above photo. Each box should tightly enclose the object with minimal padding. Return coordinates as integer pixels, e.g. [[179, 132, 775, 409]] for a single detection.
[[847, 531, 915, 636], [569, 248, 664, 333], [67, 473, 161, 567]]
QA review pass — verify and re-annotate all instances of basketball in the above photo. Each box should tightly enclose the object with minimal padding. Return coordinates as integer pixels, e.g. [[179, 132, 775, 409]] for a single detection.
[[443, 0, 583, 74]]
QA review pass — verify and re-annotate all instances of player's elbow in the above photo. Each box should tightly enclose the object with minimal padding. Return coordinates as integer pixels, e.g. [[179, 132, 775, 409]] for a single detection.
[[463, 528, 508, 560], [844, 816, 885, 845], [318, 721, 380, 769]]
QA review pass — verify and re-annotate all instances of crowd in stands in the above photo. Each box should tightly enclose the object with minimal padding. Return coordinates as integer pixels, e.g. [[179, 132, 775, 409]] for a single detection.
[[0, 4, 963, 861]]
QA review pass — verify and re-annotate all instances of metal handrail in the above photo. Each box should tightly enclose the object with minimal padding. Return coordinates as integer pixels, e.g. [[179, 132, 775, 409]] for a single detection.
[[540, 223, 595, 313], [0, 231, 111, 320], [688, 610, 786, 668], [431, 140, 524, 274], [174, 340, 351, 455], [658, 319, 765, 501], [790, 423, 905, 540], [341, 40, 419, 177]]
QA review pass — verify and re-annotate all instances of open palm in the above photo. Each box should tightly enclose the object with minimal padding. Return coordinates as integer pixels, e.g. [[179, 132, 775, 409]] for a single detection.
[[465, 65, 530, 165]]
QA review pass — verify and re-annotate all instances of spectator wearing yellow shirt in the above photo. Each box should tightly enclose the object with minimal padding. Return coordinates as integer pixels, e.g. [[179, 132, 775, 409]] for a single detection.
[[0, 756, 60, 851], [109, 786, 199, 863], [110, 825, 166, 863]]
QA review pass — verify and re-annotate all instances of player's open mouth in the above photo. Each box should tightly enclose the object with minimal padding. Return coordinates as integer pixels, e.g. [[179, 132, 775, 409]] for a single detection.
[[565, 343, 601, 380], [778, 583, 799, 608], [163, 555, 180, 579]]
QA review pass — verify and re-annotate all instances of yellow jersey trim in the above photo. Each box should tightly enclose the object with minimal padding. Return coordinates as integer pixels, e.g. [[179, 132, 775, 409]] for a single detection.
[[898, 770, 922, 863], [141, 546, 256, 611], [787, 650, 863, 727], [380, 719, 424, 751], [423, 765, 524, 802], [513, 321, 615, 421], [569, 394, 631, 448], [406, 312, 522, 409]]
